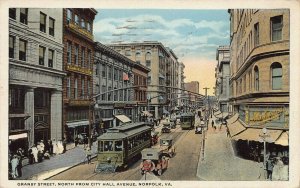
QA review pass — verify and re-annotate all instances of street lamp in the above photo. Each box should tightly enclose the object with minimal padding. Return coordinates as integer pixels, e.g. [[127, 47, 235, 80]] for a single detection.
[[259, 127, 270, 179]]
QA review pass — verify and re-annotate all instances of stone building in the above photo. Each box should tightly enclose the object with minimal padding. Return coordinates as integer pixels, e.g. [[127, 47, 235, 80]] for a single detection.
[[9, 8, 65, 151], [184, 81, 200, 109], [62, 8, 97, 142], [227, 9, 289, 161], [94, 42, 135, 130], [109, 42, 179, 119], [178, 62, 186, 107], [215, 46, 230, 114]]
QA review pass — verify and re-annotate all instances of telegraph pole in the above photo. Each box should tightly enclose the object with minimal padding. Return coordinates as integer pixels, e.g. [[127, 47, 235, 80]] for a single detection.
[[201, 87, 209, 161]]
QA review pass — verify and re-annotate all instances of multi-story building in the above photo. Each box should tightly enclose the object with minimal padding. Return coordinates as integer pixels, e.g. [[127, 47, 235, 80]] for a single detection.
[[94, 42, 135, 130], [184, 81, 200, 109], [9, 8, 65, 151], [178, 62, 186, 107], [228, 9, 289, 161], [62, 8, 97, 142], [109, 42, 177, 119], [215, 46, 230, 113]]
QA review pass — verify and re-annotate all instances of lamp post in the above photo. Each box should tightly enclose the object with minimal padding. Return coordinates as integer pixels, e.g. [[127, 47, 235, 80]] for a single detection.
[[259, 127, 270, 179]]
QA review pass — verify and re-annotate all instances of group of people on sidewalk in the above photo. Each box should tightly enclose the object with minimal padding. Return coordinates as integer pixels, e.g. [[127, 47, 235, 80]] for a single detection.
[[9, 138, 68, 179]]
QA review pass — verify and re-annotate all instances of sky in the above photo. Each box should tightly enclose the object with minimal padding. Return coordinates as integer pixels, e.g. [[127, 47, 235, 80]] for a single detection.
[[93, 9, 230, 95]]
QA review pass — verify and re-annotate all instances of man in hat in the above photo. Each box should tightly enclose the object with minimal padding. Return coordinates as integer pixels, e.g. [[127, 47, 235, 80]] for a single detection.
[[85, 147, 92, 164]]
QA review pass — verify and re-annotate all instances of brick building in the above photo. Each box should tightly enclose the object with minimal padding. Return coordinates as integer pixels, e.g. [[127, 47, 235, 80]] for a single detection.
[[62, 8, 97, 142], [227, 9, 289, 162]]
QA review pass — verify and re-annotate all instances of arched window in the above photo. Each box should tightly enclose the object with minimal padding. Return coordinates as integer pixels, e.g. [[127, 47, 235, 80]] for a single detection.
[[254, 66, 259, 91], [145, 52, 151, 67], [135, 52, 141, 64], [271, 62, 282, 90]]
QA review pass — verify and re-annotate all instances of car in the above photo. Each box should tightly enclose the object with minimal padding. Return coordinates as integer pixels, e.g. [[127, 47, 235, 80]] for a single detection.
[[161, 123, 171, 133]]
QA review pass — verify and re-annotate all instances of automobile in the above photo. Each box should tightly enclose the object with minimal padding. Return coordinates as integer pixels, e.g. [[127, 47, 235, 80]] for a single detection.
[[140, 148, 169, 176], [161, 123, 171, 133], [195, 126, 202, 134], [77, 133, 88, 144], [170, 118, 177, 129]]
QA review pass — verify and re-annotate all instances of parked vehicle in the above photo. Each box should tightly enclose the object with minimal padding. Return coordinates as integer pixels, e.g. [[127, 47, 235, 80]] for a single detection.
[[161, 123, 171, 133], [195, 126, 202, 134], [95, 122, 152, 173], [140, 148, 169, 176]]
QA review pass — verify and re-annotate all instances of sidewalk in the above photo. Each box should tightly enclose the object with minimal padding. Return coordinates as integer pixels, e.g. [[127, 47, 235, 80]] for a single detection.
[[197, 115, 265, 181], [17, 142, 98, 180]]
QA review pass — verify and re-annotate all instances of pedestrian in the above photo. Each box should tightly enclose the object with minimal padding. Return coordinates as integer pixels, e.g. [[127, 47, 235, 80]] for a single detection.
[[85, 147, 92, 164], [44, 140, 49, 154], [63, 138, 67, 153], [44, 150, 51, 159], [31, 145, 38, 163], [39, 140, 45, 153], [48, 139, 53, 155], [75, 136, 79, 147], [16, 148, 23, 177], [11, 155, 19, 179], [211, 120, 214, 128], [266, 156, 275, 180]]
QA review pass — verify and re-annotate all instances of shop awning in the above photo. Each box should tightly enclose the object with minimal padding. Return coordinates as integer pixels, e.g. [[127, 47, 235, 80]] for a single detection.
[[215, 112, 229, 119], [66, 120, 89, 128], [9, 113, 30, 119], [227, 119, 246, 137], [214, 110, 222, 115], [102, 117, 114, 122], [9, 133, 28, 140], [275, 131, 289, 146], [227, 113, 239, 124], [115, 115, 131, 123], [163, 109, 170, 114], [142, 111, 153, 117], [232, 128, 282, 143]]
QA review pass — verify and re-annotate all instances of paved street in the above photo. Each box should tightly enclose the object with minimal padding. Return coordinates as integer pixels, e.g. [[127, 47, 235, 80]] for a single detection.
[[197, 116, 264, 181]]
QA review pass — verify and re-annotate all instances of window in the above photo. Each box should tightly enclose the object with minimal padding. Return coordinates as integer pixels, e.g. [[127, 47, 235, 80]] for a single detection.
[[75, 14, 79, 25], [74, 78, 78, 99], [48, 49, 54, 68], [20, 8, 28, 25], [114, 87, 118, 101], [95, 65, 99, 75], [67, 77, 71, 98], [146, 52, 151, 67], [81, 47, 85, 67], [9, 88, 25, 108], [40, 12, 46, 33], [254, 66, 259, 91], [114, 68, 118, 80], [9, 8, 16, 19], [101, 85, 106, 100], [67, 41, 72, 64], [135, 52, 141, 64], [271, 62, 282, 90], [119, 89, 123, 101], [81, 18, 85, 28], [108, 86, 112, 101], [119, 70, 122, 81], [39, 46, 45, 65], [102, 64, 106, 77], [19, 39, 27, 61], [34, 90, 50, 108], [87, 50, 91, 69], [81, 79, 85, 98], [254, 23, 259, 47], [75, 44, 79, 65], [108, 66, 112, 79], [87, 80, 90, 97], [87, 22, 91, 32], [49, 17, 55, 36], [125, 50, 131, 56], [271, 15, 283, 41], [9, 35, 15, 58], [67, 9, 72, 22]]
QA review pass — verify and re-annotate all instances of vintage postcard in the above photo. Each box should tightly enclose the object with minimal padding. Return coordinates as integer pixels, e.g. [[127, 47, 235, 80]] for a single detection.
[[0, 0, 299, 188]]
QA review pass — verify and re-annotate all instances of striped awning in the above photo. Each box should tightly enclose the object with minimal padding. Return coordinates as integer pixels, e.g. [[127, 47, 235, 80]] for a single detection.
[[227, 119, 246, 137], [9, 133, 28, 140], [227, 113, 239, 124], [66, 120, 89, 128], [115, 115, 131, 123], [142, 111, 153, 117], [232, 128, 282, 143]]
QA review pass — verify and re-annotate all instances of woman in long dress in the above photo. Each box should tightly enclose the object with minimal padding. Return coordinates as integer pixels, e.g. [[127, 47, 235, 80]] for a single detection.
[[31, 145, 38, 163], [11, 155, 19, 178], [52, 139, 57, 155]]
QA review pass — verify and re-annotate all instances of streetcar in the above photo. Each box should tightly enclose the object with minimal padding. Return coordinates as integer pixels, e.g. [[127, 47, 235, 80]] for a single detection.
[[180, 112, 195, 130], [95, 122, 152, 173]]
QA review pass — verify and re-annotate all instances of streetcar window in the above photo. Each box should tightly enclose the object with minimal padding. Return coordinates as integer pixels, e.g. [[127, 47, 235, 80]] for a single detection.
[[104, 141, 113, 151], [99, 141, 103, 152], [115, 140, 123, 151]]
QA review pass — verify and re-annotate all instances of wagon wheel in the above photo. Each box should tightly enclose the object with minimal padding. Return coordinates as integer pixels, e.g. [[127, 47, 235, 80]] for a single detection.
[[157, 169, 162, 176]]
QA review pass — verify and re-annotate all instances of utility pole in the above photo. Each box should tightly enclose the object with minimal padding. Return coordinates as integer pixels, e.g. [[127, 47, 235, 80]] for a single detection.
[[201, 87, 209, 161]]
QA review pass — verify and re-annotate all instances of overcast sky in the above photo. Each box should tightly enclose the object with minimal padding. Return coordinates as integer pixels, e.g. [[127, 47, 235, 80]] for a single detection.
[[94, 9, 230, 95]]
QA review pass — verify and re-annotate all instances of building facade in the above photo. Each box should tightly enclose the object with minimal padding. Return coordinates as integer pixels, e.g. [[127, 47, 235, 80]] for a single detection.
[[215, 46, 230, 113], [62, 8, 97, 142], [184, 81, 200, 109], [228, 9, 289, 161], [94, 42, 135, 130], [109, 42, 177, 119], [178, 62, 186, 107], [9, 8, 65, 151]]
